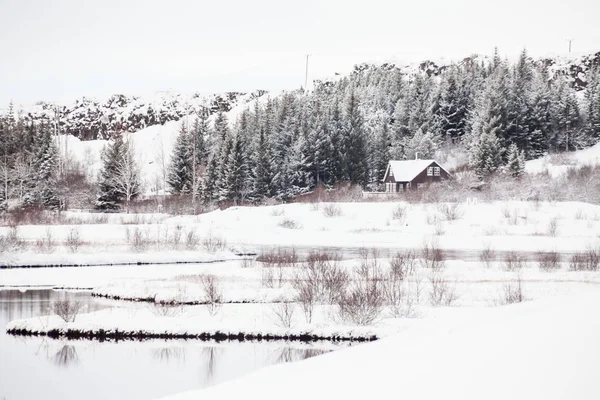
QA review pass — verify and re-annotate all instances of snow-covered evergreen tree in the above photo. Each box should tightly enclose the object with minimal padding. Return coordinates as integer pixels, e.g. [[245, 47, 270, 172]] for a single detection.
[[219, 130, 250, 203], [342, 89, 369, 186], [167, 123, 193, 195], [252, 127, 272, 199], [469, 118, 504, 179], [505, 143, 526, 178], [96, 135, 140, 211]]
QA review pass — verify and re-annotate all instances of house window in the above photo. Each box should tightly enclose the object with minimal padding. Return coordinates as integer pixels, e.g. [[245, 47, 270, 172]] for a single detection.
[[434, 167, 440, 176], [427, 167, 433, 176]]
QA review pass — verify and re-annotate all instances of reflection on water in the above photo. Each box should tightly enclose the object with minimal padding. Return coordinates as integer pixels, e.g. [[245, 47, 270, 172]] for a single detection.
[[0, 289, 336, 400], [52, 345, 79, 367], [153, 347, 186, 364], [201, 346, 222, 384]]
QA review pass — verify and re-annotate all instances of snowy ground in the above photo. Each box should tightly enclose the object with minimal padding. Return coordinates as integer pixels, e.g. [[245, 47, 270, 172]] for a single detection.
[[525, 141, 600, 177], [2, 199, 600, 397], [5, 254, 600, 340], [157, 290, 600, 400], [2, 200, 599, 267]]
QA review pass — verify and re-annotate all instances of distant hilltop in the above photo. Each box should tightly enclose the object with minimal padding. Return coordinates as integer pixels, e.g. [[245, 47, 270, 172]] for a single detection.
[[10, 50, 600, 142]]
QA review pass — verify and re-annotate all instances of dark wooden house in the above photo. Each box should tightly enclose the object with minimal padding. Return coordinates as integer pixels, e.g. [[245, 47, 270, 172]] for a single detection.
[[382, 160, 451, 192]]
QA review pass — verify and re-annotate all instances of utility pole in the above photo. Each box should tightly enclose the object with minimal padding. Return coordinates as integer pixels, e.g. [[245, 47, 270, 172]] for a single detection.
[[568, 38, 573, 53], [304, 54, 310, 90]]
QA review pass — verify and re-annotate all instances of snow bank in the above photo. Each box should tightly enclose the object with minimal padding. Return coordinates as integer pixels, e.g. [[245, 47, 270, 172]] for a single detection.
[[158, 291, 600, 400], [0, 249, 239, 269], [526, 142, 600, 177], [5, 304, 383, 342], [92, 279, 292, 304]]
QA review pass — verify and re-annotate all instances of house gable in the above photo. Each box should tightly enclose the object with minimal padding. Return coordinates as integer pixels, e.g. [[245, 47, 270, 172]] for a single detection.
[[382, 159, 452, 188]]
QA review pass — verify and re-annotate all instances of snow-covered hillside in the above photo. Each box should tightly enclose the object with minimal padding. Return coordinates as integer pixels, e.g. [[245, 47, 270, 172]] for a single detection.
[[61, 96, 260, 193], [20, 90, 267, 141], [11, 51, 599, 146], [526, 141, 600, 177]]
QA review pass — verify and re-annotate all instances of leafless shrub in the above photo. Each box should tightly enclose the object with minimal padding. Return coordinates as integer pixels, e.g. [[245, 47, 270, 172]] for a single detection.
[[502, 206, 519, 225], [336, 252, 384, 325], [258, 248, 297, 288], [537, 251, 561, 271], [479, 243, 496, 268], [500, 274, 525, 304], [202, 233, 227, 253], [65, 227, 83, 253], [389, 250, 417, 281], [241, 257, 255, 268], [269, 207, 285, 216], [428, 261, 457, 306], [35, 228, 55, 253], [130, 227, 150, 252], [438, 203, 464, 221], [323, 203, 342, 217], [271, 302, 295, 328], [420, 240, 445, 270], [51, 299, 82, 322], [391, 204, 406, 221], [336, 280, 384, 325], [168, 224, 183, 249], [151, 303, 182, 317], [261, 266, 275, 288], [295, 281, 316, 323], [185, 229, 200, 250], [200, 274, 223, 316], [482, 225, 499, 236], [569, 247, 600, 271], [310, 202, 321, 211], [257, 248, 298, 265], [434, 220, 445, 235], [278, 218, 302, 229], [384, 250, 418, 317], [292, 250, 348, 305], [425, 211, 442, 225], [503, 251, 525, 271], [0, 226, 25, 252], [574, 209, 586, 220], [547, 217, 559, 237]]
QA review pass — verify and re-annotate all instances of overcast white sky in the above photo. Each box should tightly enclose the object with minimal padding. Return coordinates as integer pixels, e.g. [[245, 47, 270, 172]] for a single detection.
[[1, 0, 599, 105]]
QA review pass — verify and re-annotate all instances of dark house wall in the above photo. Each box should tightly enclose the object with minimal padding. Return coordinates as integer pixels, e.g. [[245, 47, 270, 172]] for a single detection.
[[410, 162, 451, 189]]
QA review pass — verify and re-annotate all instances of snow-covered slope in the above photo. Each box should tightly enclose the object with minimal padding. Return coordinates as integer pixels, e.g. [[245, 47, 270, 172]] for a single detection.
[[159, 291, 600, 400], [61, 95, 261, 193], [526, 142, 600, 177]]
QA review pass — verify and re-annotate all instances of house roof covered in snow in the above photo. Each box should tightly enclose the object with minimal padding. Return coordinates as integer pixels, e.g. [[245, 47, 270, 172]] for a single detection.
[[383, 160, 450, 182]]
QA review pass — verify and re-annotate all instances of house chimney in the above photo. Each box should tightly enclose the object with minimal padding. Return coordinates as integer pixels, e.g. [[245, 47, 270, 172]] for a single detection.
[[415, 152, 419, 160]]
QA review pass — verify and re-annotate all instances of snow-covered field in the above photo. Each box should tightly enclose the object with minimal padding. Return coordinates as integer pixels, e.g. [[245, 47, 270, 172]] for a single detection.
[[158, 290, 600, 400], [2, 199, 600, 398], [2, 200, 599, 268], [5, 251, 600, 341]]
